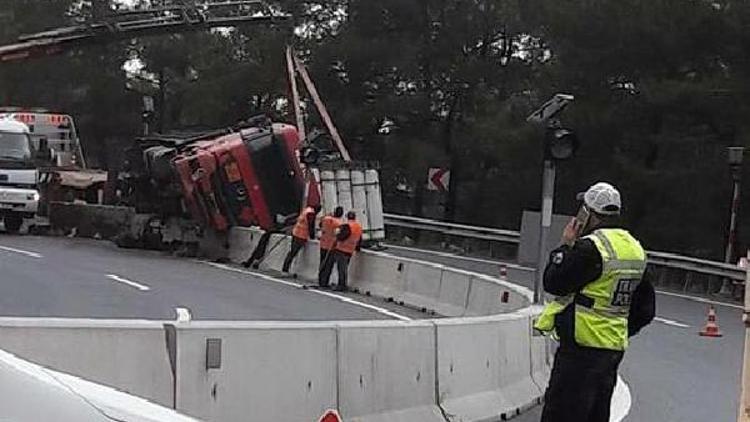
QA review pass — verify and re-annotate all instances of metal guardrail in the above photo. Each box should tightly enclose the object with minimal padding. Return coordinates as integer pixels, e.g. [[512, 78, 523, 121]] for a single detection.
[[383, 213, 747, 283], [383, 213, 521, 244]]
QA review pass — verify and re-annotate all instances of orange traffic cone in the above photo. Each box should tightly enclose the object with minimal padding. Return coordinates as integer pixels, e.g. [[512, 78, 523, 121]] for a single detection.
[[499, 265, 508, 280], [699, 306, 723, 338]]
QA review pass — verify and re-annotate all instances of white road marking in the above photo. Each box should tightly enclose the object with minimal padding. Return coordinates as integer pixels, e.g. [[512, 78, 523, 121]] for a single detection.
[[175, 307, 192, 323], [204, 262, 303, 288], [105, 274, 151, 292], [654, 316, 690, 328], [0, 245, 42, 258], [311, 289, 413, 321], [202, 262, 413, 321], [610, 374, 631, 422], [656, 290, 743, 310]]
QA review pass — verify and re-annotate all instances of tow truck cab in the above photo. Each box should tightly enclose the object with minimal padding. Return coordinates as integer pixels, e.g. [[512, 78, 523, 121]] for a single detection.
[[0, 119, 41, 233]]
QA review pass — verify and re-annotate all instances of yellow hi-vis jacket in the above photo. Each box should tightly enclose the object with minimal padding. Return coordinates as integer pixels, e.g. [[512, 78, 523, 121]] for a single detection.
[[534, 228, 647, 351]]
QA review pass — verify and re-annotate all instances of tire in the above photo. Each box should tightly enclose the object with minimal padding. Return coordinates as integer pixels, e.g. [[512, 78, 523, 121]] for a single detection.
[[3, 214, 23, 234]]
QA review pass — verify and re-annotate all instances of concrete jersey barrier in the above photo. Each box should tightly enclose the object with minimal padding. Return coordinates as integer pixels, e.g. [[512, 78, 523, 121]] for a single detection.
[[173, 321, 338, 421], [0, 318, 174, 408]]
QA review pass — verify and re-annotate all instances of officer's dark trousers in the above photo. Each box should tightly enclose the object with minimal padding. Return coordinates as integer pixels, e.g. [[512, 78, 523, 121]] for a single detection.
[[318, 248, 335, 286], [541, 345, 624, 422], [282, 236, 306, 273]]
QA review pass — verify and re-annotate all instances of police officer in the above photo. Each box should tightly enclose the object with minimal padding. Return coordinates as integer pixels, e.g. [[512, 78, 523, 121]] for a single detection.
[[535, 182, 655, 422], [318, 206, 344, 287], [282, 204, 321, 274], [327, 211, 363, 292]]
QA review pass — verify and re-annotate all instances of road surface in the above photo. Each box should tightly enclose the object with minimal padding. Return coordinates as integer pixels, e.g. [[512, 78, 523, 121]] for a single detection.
[[1, 234, 741, 421], [0, 234, 422, 321], [386, 244, 744, 422]]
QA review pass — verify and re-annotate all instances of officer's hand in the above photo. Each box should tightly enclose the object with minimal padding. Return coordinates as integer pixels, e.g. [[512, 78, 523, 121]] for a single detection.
[[561, 218, 582, 246]]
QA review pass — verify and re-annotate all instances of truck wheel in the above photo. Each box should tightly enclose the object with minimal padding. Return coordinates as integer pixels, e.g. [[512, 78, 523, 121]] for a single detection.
[[3, 215, 23, 234]]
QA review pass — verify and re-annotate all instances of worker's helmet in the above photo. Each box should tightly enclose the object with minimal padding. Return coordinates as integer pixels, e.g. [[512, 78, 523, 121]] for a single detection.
[[577, 182, 621, 215]]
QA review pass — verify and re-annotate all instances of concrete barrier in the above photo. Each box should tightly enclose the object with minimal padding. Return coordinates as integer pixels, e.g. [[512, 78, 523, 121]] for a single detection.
[[349, 251, 407, 301], [402, 262, 444, 312], [174, 321, 338, 422], [464, 275, 530, 317], [227, 227, 263, 263], [337, 320, 445, 422], [435, 314, 542, 422], [226, 227, 532, 316], [0, 318, 174, 408], [495, 315, 542, 416], [434, 269, 472, 317], [524, 305, 553, 393]]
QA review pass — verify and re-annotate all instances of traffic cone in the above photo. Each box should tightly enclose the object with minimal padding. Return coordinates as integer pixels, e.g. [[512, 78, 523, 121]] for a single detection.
[[499, 265, 508, 280], [699, 306, 723, 338], [317, 409, 342, 422]]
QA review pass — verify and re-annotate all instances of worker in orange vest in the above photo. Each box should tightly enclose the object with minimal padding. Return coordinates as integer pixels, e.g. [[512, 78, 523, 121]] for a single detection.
[[318, 206, 344, 287], [329, 211, 363, 292], [282, 204, 321, 274]]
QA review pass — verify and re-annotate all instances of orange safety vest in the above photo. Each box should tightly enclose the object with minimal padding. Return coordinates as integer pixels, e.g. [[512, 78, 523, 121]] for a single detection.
[[292, 206, 315, 240], [319, 215, 341, 251], [336, 221, 363, 254]]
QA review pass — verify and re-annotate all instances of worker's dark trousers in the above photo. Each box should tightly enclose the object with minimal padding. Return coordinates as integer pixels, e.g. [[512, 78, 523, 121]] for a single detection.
[[244, 231, 272, 267], [282, 236, 306, 273], [541, 345, 624, 422], [333, 250, 352, 288], [318, 248, 335, 286]]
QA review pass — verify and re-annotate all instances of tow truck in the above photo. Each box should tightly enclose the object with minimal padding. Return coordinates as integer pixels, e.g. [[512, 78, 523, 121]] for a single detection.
[[0, 118, 43, 233]]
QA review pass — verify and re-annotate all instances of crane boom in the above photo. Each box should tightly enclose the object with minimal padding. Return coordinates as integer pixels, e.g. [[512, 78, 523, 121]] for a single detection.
[[0, 2, 289, 63]]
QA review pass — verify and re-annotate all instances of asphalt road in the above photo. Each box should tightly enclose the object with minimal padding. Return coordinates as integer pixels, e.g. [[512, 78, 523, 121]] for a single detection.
[[385, 244, 744, 422], [0, 234, 742, 420], [0, 234, 414, 321]]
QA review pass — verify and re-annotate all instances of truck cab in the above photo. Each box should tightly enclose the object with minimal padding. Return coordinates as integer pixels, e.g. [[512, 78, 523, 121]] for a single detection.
[[0, 119, 41, 233]]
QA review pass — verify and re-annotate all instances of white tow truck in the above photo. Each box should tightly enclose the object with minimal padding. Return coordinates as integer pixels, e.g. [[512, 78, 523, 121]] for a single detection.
[[0, 119, 41, 233]]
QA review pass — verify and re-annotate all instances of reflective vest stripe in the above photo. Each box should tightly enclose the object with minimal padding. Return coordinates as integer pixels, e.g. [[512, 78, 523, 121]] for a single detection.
[[593, 230, 617, 259], [604, 260, 647, 271]]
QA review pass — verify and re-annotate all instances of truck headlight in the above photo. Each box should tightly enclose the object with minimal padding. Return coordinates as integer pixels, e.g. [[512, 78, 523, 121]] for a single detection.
[[26, 192, 40, 201]]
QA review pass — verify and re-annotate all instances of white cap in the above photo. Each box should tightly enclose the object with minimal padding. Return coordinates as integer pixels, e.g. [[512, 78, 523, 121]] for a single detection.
[[577, 182, 621, 215]]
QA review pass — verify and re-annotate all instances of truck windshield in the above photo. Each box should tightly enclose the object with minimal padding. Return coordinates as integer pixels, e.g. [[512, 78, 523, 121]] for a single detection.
[[0, 131, 32, 160]]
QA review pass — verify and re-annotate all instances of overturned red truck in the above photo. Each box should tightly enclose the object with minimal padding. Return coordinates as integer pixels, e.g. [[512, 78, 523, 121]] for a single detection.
[[118, 118, 308, 250]]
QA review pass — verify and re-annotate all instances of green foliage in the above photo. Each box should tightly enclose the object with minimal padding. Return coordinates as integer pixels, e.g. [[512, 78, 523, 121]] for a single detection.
[[1, 0, 749, 257]]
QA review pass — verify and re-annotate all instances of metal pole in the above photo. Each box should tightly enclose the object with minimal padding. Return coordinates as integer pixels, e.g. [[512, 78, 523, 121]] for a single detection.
[[535, 159, 556, 304], [286, 46, 305, 142], [721, 171, 742, 294], [726, 176, 741, 264], [739, 250, 750, 422]]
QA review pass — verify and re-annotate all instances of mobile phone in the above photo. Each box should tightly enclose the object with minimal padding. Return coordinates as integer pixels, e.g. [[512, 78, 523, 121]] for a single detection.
[[575, 205, 590, 231]]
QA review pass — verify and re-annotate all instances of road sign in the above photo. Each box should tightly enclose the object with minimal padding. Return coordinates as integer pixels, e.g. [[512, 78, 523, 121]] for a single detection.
[[428, 168, 450, 192], [318, 409, 342, 422]]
